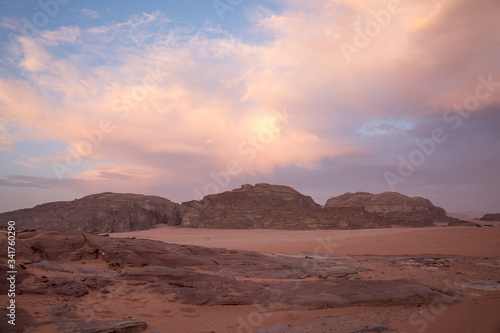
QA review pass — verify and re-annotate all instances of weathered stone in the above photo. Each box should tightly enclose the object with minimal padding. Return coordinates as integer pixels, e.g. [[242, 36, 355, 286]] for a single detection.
[[34, 261, 72, 272], [479, 213, 500, 221], [0, 184, 457, 231], [0, 233, 41, 260], [57, 319, 147, 333], [0, 192, 181, 233], [0, 308, 36, 333], [0, 264, 31, 293], [326, 191, 454, 225], [8, 229, 463, 327], [81, 276, 114, 290], [85, 234, 150, 267], [69, 247, 99, 261], [447, 220, 477, 226], [19, 284, 48, 295], [49, 277, 88, 297], [24, 230, 86, 260], [78, 267, 104, 274], [51, 304, 79, 318], [180, 183, 385, 229]]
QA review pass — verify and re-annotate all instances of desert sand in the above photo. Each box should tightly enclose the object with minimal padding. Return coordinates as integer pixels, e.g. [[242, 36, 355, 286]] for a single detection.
[[3, 225, 499, 333], [113, 224, 500, 257], [106, 225, 500, 333]]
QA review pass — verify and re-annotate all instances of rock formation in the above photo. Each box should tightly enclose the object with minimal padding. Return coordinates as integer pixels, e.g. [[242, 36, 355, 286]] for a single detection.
[[325, 191, 454, 226], [0, 192, 180, 233], [0, 184, 459, 232], [479, 213, 500, 221], [0, 230, 461, 332], [180, 183, 386, 229]]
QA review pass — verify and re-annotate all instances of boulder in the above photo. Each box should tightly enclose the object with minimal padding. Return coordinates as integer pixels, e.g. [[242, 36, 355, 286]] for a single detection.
[[48, 277, 88, 297], [23, 230, 86, 260], [68, 247, 99, 261]]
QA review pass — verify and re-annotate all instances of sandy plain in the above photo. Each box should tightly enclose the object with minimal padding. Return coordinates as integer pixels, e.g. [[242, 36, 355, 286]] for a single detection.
[[104, 224, 500, 333], [4, 224, 499, 333]]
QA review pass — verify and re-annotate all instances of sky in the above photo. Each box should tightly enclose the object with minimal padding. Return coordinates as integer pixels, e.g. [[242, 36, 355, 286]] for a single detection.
[[0, 0, 499, 215]]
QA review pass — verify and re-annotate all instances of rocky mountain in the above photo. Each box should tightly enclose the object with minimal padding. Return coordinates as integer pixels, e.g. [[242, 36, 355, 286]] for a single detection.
[[325, 191, 453, 226], [0, 184, 458, 232], [479, 213, 500, 221], [180, 183, 386, 229], [0, 192, 180, 233]]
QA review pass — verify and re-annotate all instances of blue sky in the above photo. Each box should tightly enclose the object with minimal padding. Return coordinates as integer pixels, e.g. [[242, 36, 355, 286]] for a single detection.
[[0, 0, 499, 215]]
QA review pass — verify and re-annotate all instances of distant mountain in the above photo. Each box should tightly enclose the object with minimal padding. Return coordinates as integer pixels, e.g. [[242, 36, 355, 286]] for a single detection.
[[0, 192, 181, 233], [0, 185, 460, 233], [180, 183, 386, 229], [447, 212, 472, 221], [448, 211, 487, 220], [479, 213, 500, 221], [325, 191, 454, 225]]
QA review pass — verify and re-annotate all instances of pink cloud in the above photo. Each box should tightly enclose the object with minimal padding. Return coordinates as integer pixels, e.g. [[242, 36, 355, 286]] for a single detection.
[[1, 3, 499, 196]]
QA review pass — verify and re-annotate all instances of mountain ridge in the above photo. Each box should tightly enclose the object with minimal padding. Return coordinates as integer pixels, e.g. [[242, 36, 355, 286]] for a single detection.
[[0, 183, 458, 232]]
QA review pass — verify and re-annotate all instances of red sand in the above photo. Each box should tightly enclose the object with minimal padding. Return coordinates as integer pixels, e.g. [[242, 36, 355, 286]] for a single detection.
[[113, 225, 500, 257], [21, 225, 500, 333]]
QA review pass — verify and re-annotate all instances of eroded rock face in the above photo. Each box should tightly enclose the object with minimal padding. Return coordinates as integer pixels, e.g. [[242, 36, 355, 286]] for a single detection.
[[326, 192, 453, 225], [0, 184, 457, 231], [180, 183, 385, 229], [479, 213, 500, 221], [0, 192, 181, 233]]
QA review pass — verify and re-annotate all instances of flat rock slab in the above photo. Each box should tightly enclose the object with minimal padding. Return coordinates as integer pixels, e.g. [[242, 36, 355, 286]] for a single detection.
[[57, 319, 147, 333], [456, 280, 500, 291]]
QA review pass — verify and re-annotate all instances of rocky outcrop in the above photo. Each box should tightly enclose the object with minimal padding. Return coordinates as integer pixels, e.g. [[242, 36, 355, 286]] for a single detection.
[[447, 220, 478, 227], [2, 230, 459, 313], [0, 192, 181, 233], [325, 192, 454, 226], [57, 319, 147, 333], [0, 185, 456, 231], [479, 213, 500, 221], [180, 183, 386, 229]]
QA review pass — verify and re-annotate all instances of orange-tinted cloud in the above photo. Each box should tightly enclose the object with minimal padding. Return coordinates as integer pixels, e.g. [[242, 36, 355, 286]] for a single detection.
[[1, 1, 499, 200]]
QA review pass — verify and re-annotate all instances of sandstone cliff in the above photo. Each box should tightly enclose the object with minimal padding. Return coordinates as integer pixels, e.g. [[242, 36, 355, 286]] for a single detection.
[[0, 192, 181, 233], [0, 185, 456, 232], [479, 213, 500, 221], [180, 183, 386, 229], [325, 191, 453, 226]]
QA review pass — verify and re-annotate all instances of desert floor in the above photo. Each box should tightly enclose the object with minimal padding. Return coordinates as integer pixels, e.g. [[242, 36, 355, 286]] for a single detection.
[[113, 224, 500, 257], [103, 225, 500, 333]]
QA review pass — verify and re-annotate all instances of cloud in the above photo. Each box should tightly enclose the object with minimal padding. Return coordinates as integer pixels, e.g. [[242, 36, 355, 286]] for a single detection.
[[0, 17, 21, 31], [40, 26, 80, 46], [0, 175, 84, 189], [0, 3, 499, 209], [358, 118, 414, 136], [81, 8, 99, 19], [1, 11, 348, 178]]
